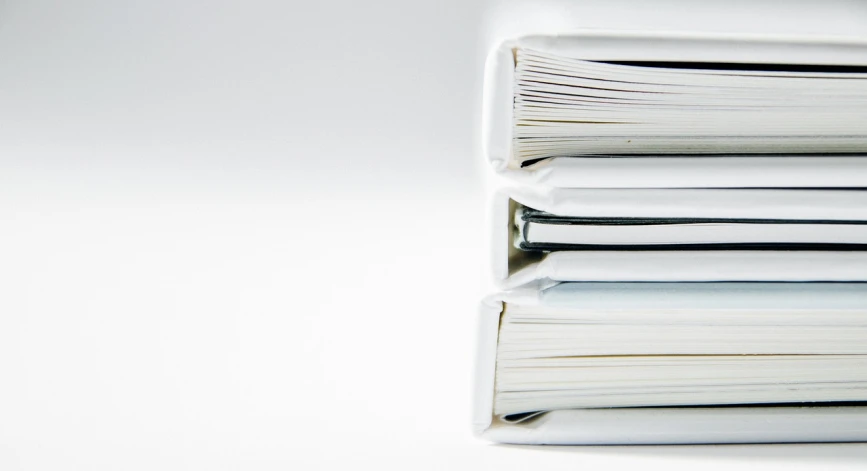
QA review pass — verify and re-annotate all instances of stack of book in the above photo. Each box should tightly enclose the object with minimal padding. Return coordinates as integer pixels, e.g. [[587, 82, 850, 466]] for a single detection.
[[474, 32, 867, 445]]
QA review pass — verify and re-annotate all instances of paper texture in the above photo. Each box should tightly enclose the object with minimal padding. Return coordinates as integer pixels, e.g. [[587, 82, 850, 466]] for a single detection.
[[483, 32, 867, 184]]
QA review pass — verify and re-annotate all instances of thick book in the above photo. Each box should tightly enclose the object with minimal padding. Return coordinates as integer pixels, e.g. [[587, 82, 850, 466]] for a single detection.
[[491, 187, 867, 287], [474, 282, 867, 444], [483, 32, 867, 187]]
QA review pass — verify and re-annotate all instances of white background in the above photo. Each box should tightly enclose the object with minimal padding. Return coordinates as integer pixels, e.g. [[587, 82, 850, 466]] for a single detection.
[[3, 0, 867, 469]]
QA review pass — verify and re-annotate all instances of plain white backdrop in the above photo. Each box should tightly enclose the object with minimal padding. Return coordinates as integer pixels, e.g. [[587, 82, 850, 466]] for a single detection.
[[4, 0, 867, 469]]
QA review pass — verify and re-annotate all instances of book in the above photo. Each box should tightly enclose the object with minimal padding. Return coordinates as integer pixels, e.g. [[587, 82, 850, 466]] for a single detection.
[[483, 33, 867, 187], [474, 283, 867, 444], [491, 187, 867, 287]]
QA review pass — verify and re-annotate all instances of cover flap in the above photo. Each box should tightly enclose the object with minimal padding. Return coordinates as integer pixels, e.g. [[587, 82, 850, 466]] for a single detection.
[[517, 31, 867, 65], [481, 407, 867, 445]]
